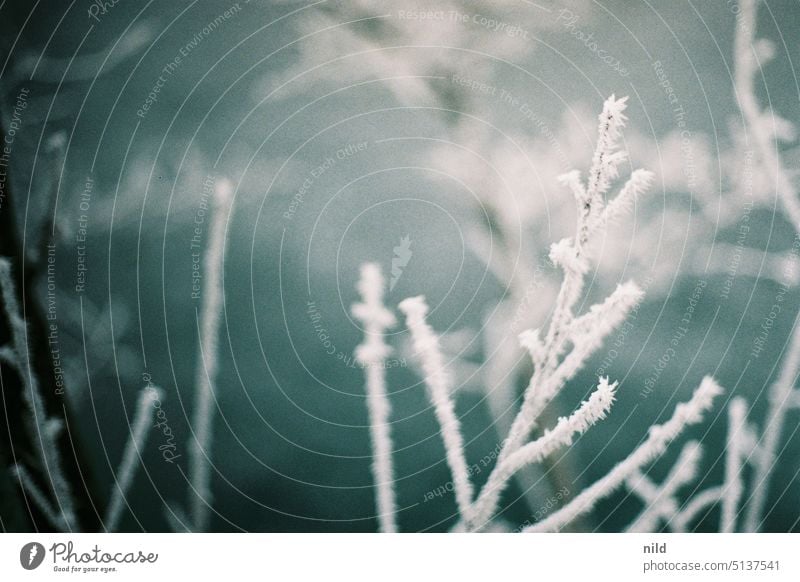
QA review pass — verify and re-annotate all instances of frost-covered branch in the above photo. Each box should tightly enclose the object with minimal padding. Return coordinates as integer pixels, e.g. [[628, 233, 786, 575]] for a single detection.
[[626, 441, 702, 532], [501, 279, 643, 469], [722, 397, 747, 533], [524, 377, 723, 532], [368, 97, 670, 534], [9, 464, 67, 530], [352, 263, 398, 532], [733, 0, 800, 230], [665, 398, 753, 533], [470, 378, 617, 529], [400, 295, 474, 522], [457, 96, 651, 531], [0, 258, 77, 531], [734, 0, 800, 532], [600, 169, 655, 227], [105, 385, 162, 532], [188, 178, 232, 532], [586, 95, 630, 210], [625, 470, 659, 505], [743, 274, 800, 533], [496, 97, 652, 467]]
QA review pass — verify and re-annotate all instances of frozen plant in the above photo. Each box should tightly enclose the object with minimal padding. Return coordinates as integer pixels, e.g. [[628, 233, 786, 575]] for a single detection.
[[0, 258, 78, 531], [2, 257, 160, 532], [353, 96, 724, 532], [400, 296, 476, 525], [625, 441, 703, 533], [352, 263, 399, 532], [728, 0, 800, 533], [104, 384, 164, 532], [634, 395, 757, 533], [185, 177, 234, 533], [525, 378, 722, 532]]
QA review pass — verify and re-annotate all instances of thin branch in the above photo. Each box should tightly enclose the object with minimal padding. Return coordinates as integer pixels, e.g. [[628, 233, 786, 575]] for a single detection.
[[626, 441, 702, 532], [470, 378, 617, 530], [599, 169, 655, 227], [104, 385, 163, 532], [503, 282, 642, 462], [188, 177, 232, 532], [744, 314, 800, 532], [722, 397, 747, 533], [734, 0, 800, 230], [0, 258, 77, 530], [524, 377, 723, 532], [9, 464, 67, 530], [734, 0, 800, 532], [400, 295, 474, 523], [352, 263, 398, 532]]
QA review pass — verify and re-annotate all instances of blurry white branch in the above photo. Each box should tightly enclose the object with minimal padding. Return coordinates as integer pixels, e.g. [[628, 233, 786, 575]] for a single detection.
[[9, 464, 68, 531], [0, 258, 78, 531], [525, 378, 723, 532], [105, 385, 163, 532], [626, 441, 702, 532], [668, 397, 759, 533], [470, 378, 617, 528], [466, 96, 651, 531], [721, 397, 747, 533], [733, 0, 800, 230], [353, 264, 398, 532], [734, 0, 800, 533], [400, 296, 475, 524], [187, 178, 233, 532]]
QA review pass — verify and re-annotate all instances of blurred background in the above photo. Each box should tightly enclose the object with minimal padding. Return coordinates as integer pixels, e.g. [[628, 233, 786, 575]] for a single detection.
[[0, 0, 799, 532]]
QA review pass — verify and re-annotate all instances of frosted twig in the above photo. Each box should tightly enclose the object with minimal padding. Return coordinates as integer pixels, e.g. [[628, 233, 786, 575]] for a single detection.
[[626, 470, 659, 504], [558, 170, 586, 208], [524, 377, 723, 532], [722, 397, 747, 533], [105, 385, 163, 532], [352, 263, 398, 533], [0, 258, 77, 530], [454, 96, 653, 532], [188, 177, 232, 532], [600, 169, 655, 226], [400, 295, 474, 522], [10, 464, 67, 530], [586, 95, 629, 209], [744, 314, 800, 532], [504, 282, 642, 461], [546, 96, 639, 359], [496, 96, 651, 468], [470, 378, 617, 530], [734, 0, 800, 532], [733, 0, 800, 230], [567, 282, 644, 350], [626, 441, 702, 532]]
